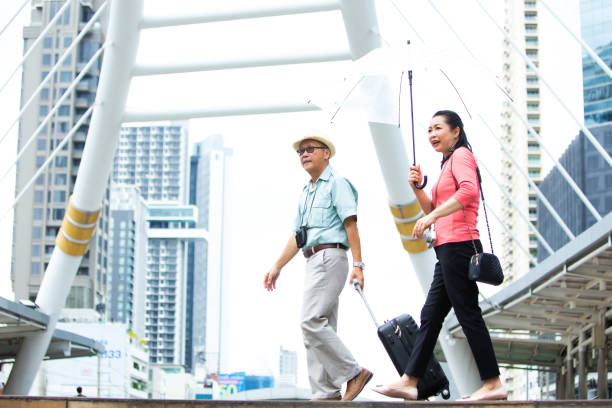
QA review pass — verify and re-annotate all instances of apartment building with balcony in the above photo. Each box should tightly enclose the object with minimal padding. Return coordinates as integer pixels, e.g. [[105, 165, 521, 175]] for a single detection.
[[12, 0, 109, 319]]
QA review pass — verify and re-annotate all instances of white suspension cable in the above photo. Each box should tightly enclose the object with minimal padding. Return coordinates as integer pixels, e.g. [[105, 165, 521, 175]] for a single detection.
[[0, 0, 29, 39], [475, 154, 555, 255], [386, 0, 427, 46], [539, 0, 612, 80], [419, 1, 601, 223], [0, 43, 106, 185], [479, 115, 575, 240], [0, 105, 94, 223], [0, 0, 70, 96], [474, 0, 612, 170], [0, 1, 108, 147], [505, 101, 602, 221], [484, 201, 538, 265]]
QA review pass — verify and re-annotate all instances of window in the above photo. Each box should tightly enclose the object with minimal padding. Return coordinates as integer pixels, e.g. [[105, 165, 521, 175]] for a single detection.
[[36, 174, 44, 185], [42, 53, 51, 65], [58, 122, 69, 133], [53, 191, 66, 203], [52, 208, 65, 220], [31, 262, 40, 275], [34, 190, 44, 203], [64, 37, 72, 48], [32, 226, 42, 239], [62, 53, 72, 66], [60, 71, 72, 82], [40, 88, 49, 101], [32, 244, 41, 257], [36, 156, 45, 168], [39, 105, 49, 116], [55, 174, 66, 185], [58, 105, 70, 116], [43, 37, 52, 49], [55, 156, 67, 167], [33, 208, 43, 220]]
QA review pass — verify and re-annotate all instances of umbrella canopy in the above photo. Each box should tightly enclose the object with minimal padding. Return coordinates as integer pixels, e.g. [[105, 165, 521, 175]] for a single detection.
[[310, 42, 509, 130]]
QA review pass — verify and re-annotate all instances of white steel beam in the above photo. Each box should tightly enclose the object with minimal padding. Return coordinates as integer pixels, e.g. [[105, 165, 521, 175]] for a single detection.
[[3, 0, 144, 395], [132, 50, 351, 76], [123, 102, 319, 123], [140, 0, 340, 29], [339, 0, 481, 396]]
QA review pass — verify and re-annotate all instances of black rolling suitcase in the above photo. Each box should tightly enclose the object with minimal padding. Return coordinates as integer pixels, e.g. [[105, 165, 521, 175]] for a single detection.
[[353, 280, 451, 400]]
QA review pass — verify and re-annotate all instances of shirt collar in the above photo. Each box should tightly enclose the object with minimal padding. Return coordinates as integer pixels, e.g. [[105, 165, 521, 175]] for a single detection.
[[303, 164, 333, 191]]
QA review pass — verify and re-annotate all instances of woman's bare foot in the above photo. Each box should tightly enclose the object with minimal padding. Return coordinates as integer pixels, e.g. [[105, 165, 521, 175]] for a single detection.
[[460, 376, 508, 401], [371, 374, 418, 400]]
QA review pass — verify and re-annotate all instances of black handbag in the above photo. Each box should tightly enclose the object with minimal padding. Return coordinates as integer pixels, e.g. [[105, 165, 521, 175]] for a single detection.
[[450, 157, 504, 286]]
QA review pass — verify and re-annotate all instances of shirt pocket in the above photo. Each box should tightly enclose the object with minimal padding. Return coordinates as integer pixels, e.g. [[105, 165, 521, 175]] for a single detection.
[[309, 197, 334, 228]]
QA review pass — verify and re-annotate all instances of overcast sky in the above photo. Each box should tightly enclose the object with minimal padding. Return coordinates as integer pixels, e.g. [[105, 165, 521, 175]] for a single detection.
[[0, 0, 584, 399]]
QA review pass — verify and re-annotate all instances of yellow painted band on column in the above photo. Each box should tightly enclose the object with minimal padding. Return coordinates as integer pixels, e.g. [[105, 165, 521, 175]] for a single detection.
[[56, 233, 90, 256], [401, 237, 428, 253], [395, 220, 416, 236], [390, 201, 421, 219], [66, 197, 101, 225], [60, 217, 96, 241]]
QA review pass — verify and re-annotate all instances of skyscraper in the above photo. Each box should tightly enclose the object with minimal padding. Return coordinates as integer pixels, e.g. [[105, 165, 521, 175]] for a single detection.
[[188, 135, 232, 375], [108, 184, 148, 335], [112, 123, 188, 203], [537, 0, 612, 254], [12, 0, 109, 319], [145, 203, 206, 365], [112, 122, 192, 366], [580, 0, 612, 126], [500, 0, 542, 282]]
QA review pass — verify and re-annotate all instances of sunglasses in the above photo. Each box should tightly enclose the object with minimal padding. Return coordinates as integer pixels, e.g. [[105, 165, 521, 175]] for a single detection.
[[297, 146, 327, 156]]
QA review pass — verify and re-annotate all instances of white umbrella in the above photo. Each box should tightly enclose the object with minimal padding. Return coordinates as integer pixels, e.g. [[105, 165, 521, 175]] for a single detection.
[[309, 41, 511, 187]]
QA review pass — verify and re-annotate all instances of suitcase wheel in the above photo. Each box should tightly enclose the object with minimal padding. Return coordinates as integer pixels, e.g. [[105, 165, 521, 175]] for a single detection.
[[441, 388, 450, 400]]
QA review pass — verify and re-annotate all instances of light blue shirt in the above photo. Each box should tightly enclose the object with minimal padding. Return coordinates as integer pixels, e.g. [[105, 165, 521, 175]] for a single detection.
[[294, 165, 358, 249]]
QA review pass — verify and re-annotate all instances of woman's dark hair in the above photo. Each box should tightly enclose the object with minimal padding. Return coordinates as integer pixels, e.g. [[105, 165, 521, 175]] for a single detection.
[[433, 110, 472, 167]]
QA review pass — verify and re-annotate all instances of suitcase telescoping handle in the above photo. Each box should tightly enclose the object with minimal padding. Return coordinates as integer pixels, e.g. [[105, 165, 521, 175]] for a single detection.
[[352, 279, 380, 328]]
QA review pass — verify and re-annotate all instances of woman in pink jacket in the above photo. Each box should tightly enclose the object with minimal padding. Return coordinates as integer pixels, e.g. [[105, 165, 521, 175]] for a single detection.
[[373, 110, 507, 401]]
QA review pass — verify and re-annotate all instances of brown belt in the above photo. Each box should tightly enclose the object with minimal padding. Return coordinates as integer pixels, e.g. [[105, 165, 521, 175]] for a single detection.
[[303, 243, 347, 258]]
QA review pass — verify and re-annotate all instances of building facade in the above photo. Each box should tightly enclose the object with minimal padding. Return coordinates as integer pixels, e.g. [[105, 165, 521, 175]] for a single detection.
[[188, 135, 233, 376], [145, 203, 207, 365], [537, 0, 612, 254], [12, 0, 109, 319], [499, 0, 542, 283], [112, 123, 188, 203], [108, 184, 148, 335], [39, 322, 149, 398]]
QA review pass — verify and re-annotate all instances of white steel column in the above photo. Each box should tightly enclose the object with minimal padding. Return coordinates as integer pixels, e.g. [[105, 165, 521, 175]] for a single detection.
[[4, 0, 144, 395], [339, 0, 481, 395]]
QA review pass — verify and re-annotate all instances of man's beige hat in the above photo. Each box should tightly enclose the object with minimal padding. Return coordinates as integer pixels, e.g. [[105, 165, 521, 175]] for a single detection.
[[292, 130, 336, 158]]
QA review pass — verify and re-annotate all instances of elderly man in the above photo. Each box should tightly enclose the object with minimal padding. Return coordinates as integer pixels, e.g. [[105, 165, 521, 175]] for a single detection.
[[264, 131, 372, 401]]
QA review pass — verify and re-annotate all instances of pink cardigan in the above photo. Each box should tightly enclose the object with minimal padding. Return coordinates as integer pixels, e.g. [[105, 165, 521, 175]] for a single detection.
[[431, 147, 480, 246]]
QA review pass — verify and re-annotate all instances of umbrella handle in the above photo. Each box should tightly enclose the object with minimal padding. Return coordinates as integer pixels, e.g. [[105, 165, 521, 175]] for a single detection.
[[414, 175, 428, 190]]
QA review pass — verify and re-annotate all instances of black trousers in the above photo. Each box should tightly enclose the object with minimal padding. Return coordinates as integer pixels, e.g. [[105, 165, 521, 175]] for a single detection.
[[404, 240, 500, 381]]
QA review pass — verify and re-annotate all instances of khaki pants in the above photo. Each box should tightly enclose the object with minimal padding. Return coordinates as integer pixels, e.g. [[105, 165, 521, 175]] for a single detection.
[[301, 248, 361, 399]]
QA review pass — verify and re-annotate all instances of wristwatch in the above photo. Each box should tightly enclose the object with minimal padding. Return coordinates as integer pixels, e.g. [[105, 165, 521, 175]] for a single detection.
[[353, 262, 365, 270]]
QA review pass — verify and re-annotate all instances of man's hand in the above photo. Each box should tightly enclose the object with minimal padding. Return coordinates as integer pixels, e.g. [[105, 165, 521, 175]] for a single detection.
[[349, 266, 364, 289], [264, 266, 281, 291]]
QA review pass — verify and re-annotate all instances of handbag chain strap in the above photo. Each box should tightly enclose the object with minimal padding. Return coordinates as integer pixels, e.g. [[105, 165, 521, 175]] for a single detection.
[[449, 154, 495, 255]]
